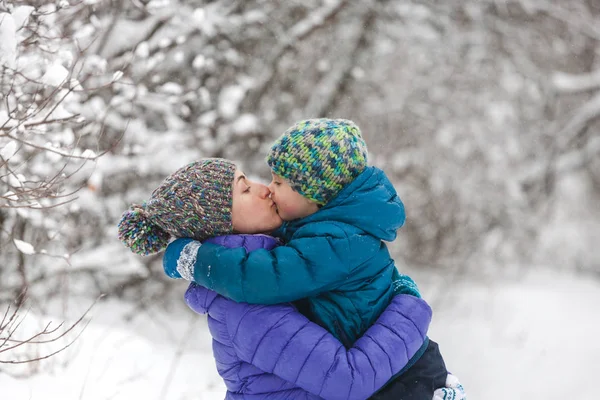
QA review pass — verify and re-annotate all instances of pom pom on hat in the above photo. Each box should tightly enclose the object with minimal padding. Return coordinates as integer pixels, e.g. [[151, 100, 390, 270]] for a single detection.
[[118, 204, 171, 256]]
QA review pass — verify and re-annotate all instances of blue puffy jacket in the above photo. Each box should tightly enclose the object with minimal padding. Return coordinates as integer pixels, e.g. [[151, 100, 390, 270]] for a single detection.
[[185, 234, 432, 400], [165, 167, 408, 346]]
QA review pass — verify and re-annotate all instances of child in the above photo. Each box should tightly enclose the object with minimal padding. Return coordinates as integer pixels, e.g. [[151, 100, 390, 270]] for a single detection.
[[117, 158, 465, 399], [162, 120, 454, 399]]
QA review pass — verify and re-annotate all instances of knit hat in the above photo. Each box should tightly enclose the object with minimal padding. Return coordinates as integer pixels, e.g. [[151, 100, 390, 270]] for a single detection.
[[266, 118, 368, 205], [117, 158, 236, 255]]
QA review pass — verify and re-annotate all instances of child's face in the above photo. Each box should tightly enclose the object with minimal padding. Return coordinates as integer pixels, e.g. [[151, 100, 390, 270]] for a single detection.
[[268, 173, 319, 221], [231, 169, 282, 234]]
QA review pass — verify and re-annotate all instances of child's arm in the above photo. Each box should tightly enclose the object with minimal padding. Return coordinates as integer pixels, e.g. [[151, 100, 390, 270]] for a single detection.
[[164, 224, 378, 304], [228, 293, 432, 400]]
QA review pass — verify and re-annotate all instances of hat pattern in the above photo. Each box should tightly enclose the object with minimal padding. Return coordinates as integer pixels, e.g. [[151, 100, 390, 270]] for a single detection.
[[266, 118, 368, 205], [118, 158, 236, 255]]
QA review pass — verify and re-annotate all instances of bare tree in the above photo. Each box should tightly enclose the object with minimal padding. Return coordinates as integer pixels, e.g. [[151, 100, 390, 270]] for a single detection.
[[0, 290, 98, 374], [0, 2, 124, 371]]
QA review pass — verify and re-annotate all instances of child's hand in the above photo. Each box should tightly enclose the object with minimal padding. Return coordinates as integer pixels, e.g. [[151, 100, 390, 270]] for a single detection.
[[433, 373, 466, 400], [163, 238, 200, 280], [392, 273, 421, 298]]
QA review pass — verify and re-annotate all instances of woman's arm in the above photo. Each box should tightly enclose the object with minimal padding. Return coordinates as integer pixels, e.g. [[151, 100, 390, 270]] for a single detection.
[[221, 293, 432, 400]]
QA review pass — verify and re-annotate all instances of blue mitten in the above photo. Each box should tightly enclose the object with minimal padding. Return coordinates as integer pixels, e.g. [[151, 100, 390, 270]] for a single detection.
[[392, 272, 421, 298], [163, 238, 200, 280]]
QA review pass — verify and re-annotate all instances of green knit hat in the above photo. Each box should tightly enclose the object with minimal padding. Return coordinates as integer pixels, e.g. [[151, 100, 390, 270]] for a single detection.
[[266, 118, 368, 205], [117, 158, 236, 255]]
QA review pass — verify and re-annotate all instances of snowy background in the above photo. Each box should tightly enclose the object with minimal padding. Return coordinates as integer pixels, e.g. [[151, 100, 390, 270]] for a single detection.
[[1, 1, 599, 399]]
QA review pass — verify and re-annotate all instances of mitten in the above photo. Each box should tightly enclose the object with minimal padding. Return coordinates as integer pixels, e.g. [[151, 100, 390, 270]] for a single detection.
[[163, 238, 200, 280], [392, 272, 421, 298], [433, 373, 466, 400]]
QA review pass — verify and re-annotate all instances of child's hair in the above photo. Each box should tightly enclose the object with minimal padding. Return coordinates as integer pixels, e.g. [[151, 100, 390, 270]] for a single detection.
[[117, 158, 236, 255], [266, 118, 368, 205]]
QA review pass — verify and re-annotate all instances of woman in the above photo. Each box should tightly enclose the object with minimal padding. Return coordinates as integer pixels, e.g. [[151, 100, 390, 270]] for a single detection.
[[118, 158, 465, 399]]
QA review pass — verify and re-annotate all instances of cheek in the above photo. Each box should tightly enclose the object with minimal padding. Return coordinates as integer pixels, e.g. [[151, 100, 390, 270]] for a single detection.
[[273, 190, 289, 206], [247, 199, 282, 231], [232, 198, 256, 231], [275, 197, 301, 219]]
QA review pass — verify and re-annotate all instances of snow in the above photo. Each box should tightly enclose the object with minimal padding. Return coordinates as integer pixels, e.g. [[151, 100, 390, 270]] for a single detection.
[[41, 63, 70, 87], [0, 140, 18, 160], [13, 239, 35, 255], [99, 15, 173, 59], [80, 149, 97, 159], [536, 171, 600, 271], [0, 12, 17, 69], [135, 42, 150, 58], [159, 82, 184, 95], [11, 6, 35, 32], [0, 300, 226, 400], [3, 268, 598, 400], [218, 85, 245, 120], [3, 191, 19, 201], [231, 114, 259, 136], [424, 268, 600, 399], [192, 54, 207, 70], [112, 71, 124, 82]]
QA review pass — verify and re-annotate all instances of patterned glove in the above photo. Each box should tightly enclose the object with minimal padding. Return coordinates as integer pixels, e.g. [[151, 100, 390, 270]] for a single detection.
[[433, 373, 466, 400], [163, 238, 200, 280], [392, 273, 421, 298]]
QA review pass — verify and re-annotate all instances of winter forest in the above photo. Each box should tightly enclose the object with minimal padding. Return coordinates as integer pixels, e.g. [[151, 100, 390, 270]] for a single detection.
[[1, 0, 599, 399]]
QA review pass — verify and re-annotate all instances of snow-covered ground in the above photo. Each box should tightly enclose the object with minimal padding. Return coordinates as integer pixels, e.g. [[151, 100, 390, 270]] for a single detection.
[[2, 267, 598, 400]]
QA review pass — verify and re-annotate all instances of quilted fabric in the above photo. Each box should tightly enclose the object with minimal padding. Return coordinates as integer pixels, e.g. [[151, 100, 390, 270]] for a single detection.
[[184, 234, 432, 400]]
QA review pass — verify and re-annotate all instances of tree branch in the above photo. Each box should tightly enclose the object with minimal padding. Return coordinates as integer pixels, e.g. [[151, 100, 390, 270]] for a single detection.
[[246, 0, 349, 106], [0, 295, 101, 365], [519, 92, 600, 189], [304, 1, 377, 117], [556, 91, 600, 150], [552, 69, 600, 94]]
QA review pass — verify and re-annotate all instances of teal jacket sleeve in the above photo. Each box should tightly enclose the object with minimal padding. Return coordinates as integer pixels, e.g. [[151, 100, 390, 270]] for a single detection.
[[163, 224, 380, 304]]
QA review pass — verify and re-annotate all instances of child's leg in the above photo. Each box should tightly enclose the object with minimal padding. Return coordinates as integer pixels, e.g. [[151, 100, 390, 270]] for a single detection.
[[371, 339, 448, 400]]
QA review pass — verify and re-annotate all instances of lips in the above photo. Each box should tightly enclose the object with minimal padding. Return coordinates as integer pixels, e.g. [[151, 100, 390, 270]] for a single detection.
[[271, 202, 280, 215]]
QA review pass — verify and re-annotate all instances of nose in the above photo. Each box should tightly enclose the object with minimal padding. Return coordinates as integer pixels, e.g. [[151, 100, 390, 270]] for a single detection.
[[255, 183, 270, 198]]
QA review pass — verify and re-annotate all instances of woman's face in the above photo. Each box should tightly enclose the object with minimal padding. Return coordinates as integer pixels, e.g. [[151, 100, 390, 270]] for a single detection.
[[231, 169, 283, 234]]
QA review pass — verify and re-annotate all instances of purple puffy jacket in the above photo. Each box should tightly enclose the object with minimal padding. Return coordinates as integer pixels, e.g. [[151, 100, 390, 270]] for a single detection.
[[184, 234, 432, 400]]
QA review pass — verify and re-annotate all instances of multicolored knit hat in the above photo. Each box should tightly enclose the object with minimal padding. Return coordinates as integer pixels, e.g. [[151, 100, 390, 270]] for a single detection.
[[117, 158, 236, 255], [266, 118, 368, 205]]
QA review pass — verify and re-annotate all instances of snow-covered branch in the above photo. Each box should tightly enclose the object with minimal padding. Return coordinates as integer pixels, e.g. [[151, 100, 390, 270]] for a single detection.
[[544, 3, 600, 41], [247, 0, 349, 106], [556, 91, 600, 149], [304, 1, 376, 117], [552, 69, 600, 94], [518, 92, 600, 193]]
